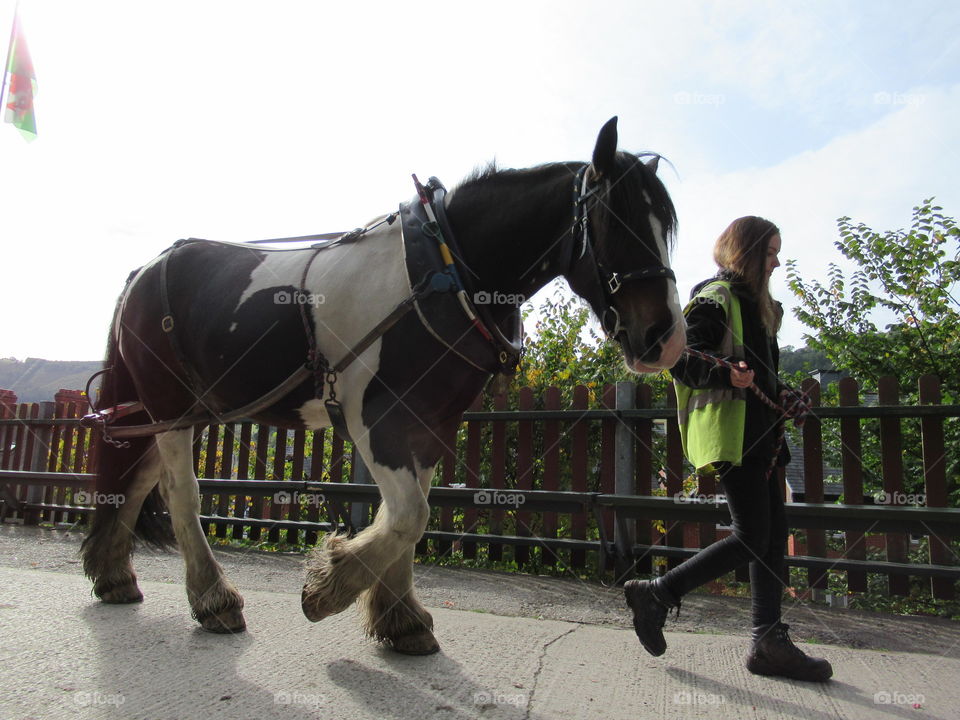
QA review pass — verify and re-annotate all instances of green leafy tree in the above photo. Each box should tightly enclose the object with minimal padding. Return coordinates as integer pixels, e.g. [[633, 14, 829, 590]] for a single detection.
[[516, 289, 632, 404], [779, 345, 834, 375], [786, 199, 960, 504], [787, 198, 960, 396]]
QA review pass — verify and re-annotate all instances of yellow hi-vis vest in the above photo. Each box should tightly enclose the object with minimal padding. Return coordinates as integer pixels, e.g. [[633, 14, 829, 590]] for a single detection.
[[673, 281, 747, 470]]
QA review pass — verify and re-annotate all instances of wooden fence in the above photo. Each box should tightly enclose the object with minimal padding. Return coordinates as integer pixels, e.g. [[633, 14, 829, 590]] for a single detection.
[[1, 377, 958, 600]]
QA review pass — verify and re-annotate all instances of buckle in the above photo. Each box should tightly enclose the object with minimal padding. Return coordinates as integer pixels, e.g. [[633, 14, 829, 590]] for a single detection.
[[607, 272, 622, 295], [602, 306, 622, 337]]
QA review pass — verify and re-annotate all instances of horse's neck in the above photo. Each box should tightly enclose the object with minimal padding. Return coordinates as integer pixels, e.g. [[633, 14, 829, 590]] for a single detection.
[[447, 166, 577, 307]]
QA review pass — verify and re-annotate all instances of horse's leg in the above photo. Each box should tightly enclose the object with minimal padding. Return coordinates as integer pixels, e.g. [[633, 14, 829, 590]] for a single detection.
[[155, 429, 245, 633], [302, 445, 430, 625], [359, 461, 438, 655], [85, 441, 163, 604]]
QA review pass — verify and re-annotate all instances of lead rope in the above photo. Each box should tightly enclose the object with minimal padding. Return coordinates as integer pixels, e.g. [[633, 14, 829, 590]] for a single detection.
[[682, 348, 812, 480]]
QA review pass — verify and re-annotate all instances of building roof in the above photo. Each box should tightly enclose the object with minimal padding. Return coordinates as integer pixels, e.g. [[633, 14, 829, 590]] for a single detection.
[[783, 439, 845, 500]]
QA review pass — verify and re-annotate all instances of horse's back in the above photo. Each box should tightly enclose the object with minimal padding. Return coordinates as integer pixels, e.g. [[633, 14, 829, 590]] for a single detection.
[[115, 227, 409, 421]]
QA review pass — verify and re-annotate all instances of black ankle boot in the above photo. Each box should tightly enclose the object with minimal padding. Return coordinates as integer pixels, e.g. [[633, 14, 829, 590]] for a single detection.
[[624, 579, 678, 657], [746, 622, 833, 682]]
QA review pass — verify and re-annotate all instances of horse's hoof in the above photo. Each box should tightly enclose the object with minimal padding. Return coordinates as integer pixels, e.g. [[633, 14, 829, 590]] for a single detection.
[[199, 608, 246, 634], [389, 629, 440, 656], [97, 582, 144, 604], [301, 587, 340, 622]]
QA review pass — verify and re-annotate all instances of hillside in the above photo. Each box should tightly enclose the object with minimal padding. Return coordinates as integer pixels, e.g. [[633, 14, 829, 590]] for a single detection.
[[0, 357, 102, 403]]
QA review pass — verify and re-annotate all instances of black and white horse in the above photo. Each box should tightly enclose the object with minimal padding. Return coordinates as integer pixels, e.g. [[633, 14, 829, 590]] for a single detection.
[[81, 118, 684, 655]]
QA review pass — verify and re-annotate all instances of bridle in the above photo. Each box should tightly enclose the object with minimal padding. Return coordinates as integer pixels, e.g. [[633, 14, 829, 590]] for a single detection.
[[564, 161, 676, 339]]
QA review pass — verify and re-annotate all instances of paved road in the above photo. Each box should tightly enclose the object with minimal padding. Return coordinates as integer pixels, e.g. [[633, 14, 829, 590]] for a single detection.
[[1, 527, 957, 719]]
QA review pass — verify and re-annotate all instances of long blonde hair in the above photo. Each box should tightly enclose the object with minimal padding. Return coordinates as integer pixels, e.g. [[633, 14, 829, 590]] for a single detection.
[[713, 216, 782, 336]]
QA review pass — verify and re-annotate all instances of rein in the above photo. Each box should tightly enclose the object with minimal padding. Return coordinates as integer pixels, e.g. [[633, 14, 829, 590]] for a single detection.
[[682, 347, 811, 480]]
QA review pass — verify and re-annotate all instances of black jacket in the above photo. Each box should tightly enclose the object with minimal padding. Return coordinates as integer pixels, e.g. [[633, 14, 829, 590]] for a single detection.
[[670, 275, 789, 466]]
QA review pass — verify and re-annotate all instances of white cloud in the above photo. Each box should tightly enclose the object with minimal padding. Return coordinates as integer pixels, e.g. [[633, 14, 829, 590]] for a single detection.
[[667, 83, 960, 347]]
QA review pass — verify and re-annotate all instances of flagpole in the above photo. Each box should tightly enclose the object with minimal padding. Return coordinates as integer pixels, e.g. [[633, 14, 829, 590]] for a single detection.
[[0, 1, 21, 114]]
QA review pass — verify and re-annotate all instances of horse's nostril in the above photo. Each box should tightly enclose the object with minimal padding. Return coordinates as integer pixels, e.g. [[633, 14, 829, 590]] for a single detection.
[[642, 321, 674, 360]]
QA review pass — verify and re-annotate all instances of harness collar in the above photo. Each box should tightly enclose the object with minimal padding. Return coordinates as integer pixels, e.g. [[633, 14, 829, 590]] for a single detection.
[[402, 177, 523, 375]]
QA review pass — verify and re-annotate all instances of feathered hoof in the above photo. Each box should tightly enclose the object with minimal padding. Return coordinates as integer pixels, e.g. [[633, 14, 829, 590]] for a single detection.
[[301, 587, 346, 622], [199, 607, 247, 634], [300, 587, 329, 622], [96, 580, 144, 604], [387, 629, 440, 656]]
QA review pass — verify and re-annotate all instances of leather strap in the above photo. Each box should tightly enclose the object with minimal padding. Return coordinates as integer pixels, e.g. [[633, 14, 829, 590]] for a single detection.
[[427, 177, 522, 373], [158, 241, 209, 408]]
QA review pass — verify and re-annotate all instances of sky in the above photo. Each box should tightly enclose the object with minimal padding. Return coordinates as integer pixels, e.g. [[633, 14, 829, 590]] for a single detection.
[[1, 0, 958, 362]]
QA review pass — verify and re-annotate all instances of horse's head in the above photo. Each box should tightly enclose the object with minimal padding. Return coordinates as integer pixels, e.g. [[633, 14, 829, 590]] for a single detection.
[[565, 117, 685, 373]]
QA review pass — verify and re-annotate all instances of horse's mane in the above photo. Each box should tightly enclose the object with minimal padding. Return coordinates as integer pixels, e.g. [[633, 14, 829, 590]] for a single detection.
[[454, 153, 677, 252], [454, 160, 575, 191]]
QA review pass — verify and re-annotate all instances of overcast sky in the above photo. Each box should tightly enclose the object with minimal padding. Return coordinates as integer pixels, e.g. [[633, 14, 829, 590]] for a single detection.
[[1, 0, 958, 361]]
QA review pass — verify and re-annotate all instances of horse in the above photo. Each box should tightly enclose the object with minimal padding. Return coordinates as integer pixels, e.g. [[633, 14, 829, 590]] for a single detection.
[[80, 117, 685, 655]]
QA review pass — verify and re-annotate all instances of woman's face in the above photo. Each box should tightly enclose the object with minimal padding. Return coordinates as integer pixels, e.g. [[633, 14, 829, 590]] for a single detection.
[[765, 233, 782, 278]]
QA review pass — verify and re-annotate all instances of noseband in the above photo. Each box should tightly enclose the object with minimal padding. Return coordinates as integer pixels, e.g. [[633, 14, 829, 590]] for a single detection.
[[566, 163, 676, 339]]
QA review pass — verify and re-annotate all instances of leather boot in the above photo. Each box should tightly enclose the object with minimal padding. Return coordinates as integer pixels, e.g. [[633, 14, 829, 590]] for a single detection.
[[624, 579, 678, 657], [746, 622, 833, 682]]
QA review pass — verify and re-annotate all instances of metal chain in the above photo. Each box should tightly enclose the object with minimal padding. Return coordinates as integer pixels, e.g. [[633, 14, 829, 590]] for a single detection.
[[101, 429, 131, 449]]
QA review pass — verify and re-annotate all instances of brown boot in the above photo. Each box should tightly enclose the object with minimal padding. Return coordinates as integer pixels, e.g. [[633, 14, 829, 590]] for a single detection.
[[746, 622, 833, 682]]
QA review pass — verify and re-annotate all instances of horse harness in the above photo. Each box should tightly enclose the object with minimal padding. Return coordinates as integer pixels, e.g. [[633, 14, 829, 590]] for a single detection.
[[84, 177, 521, 444], [84, 163, 678, 445]]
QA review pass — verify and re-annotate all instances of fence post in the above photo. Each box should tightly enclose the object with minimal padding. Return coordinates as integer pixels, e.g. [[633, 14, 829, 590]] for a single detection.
[[24, 402, 55, 525], [463, 394, 484, 560], [878, 376, 909, 595], [614, 381, 636, 581], [801, 378, 828, 596], [541, 387, 561, 566], [569, 386, 588, 570], [664, 384, 685, 571], [918, 375, 954, 600], [839, 377, 867, 592], [351, 453, 373, 530], [633, 382, 654, 576], [487, 391, 508, 562]]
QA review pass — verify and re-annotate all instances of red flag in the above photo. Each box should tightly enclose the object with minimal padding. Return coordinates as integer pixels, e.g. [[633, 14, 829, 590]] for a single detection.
[[3, 12, 37, 140]]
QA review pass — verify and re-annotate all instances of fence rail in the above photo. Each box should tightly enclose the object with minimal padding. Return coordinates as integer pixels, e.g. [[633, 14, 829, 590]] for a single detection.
[[1, 377, 957, 599]]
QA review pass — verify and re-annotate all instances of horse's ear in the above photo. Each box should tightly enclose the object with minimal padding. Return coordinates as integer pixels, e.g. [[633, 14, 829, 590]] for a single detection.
[[591, 116, 618, 179], [645, 155, 660, 174]]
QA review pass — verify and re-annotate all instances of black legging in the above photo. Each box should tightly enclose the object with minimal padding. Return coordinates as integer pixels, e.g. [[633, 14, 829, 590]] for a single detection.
[[658, 457, 788, 627]]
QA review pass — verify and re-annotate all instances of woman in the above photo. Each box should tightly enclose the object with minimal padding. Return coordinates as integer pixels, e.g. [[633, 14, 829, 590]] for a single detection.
[[624, 216, 832, 682]]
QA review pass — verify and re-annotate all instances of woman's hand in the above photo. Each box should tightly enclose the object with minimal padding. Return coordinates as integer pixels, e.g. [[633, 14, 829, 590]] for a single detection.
[[729, 361, 754, 388]]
